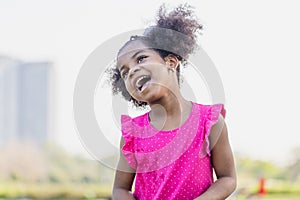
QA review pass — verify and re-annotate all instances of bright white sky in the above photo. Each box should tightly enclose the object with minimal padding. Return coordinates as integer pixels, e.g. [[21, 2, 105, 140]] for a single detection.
[[1, 0, 300, 166]]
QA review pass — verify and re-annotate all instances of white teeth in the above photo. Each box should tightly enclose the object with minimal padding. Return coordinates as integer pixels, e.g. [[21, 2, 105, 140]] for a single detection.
[[136, 76, 148, 88]]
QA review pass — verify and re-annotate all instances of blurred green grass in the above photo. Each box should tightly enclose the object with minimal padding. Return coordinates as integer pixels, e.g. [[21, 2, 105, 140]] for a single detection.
[[0, 182, 112, 199], [235, 194, 300, 200], [232, 178, 300, 200], [1, 181, 300, 199]]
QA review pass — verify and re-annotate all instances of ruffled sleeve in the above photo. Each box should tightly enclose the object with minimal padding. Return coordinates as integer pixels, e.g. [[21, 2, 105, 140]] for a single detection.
[[201, 103, 226, 157], [121, 115, 137, 169]]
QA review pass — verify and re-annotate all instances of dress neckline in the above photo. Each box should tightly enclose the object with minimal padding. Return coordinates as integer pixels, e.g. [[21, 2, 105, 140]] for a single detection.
[[145, 101, 195, 133]]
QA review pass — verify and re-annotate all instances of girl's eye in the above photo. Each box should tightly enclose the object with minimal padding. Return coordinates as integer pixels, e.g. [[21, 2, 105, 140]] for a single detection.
[[137, 56, 148, 64], [121, 71, 128, 79]]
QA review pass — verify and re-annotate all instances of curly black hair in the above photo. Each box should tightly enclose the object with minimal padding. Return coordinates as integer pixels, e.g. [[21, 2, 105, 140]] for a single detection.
[[107, 4, 203, 107]]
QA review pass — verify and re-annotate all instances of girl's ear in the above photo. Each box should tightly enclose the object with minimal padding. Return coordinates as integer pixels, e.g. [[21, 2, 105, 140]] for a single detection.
[[164, 54, 179, 70]]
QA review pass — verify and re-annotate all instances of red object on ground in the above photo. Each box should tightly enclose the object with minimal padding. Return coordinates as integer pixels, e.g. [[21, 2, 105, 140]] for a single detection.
[[258, 177, 267, 195]]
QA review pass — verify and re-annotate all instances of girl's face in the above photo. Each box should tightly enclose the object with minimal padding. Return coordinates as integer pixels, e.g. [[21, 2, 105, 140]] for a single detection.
[[116, 40, 179, 104]]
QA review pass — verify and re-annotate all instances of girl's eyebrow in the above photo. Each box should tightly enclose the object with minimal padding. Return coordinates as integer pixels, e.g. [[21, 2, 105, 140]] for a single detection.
[[119, 65, 125, 73], [130, 49, 146, 60]]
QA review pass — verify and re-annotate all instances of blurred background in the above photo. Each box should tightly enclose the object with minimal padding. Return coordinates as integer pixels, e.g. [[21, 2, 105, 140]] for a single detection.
[[1, 0, 300, 199]]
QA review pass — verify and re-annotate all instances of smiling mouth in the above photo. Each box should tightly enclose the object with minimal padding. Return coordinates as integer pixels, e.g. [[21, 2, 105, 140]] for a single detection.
[[136, 75, 151, 92]]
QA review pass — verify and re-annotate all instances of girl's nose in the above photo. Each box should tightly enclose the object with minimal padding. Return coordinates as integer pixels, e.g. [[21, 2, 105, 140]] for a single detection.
[[128, 66, 140, 78]]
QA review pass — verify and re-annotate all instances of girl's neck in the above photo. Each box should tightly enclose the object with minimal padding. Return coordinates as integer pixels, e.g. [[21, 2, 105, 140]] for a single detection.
[[148, 94, 192, 121]]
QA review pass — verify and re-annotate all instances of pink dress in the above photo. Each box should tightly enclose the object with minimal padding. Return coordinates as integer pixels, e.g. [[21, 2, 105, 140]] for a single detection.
[[121, 102, 226, 200]]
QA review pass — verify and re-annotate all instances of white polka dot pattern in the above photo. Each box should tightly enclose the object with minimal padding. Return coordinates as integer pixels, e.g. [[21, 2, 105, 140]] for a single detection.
[[121, 102, 226, 200]]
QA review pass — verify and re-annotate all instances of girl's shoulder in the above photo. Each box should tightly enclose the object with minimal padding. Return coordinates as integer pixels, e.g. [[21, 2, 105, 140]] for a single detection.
[[121, 111, 149, 126], [194, 102, 226, 119], [120, 112, 150, 138]]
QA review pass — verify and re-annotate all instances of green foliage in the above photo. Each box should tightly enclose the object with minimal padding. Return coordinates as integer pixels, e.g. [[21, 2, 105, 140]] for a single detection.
[[233, 153, 300, 199], [285, 147, 300, 182], [0, 142, 115, 184], [0, 142, 115, 198], [236, 156, 286, 180]]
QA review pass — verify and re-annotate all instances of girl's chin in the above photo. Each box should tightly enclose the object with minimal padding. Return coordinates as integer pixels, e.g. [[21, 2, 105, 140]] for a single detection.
[[138, 94, 165, 104], [133, 86, 166, 103]]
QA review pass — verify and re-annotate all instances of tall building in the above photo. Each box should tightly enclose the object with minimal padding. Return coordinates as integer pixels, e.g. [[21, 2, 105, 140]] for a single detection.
[[0, 56, 51, 145], [0, 56, 20, 143]]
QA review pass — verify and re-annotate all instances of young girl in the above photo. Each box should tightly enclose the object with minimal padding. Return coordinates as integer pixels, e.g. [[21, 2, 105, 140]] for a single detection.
[[110, 4, 236, 200]]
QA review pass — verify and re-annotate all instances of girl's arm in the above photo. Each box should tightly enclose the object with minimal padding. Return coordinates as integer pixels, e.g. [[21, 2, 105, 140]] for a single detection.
[[195, 116, 237, 200], [112, 137, 136, 200]]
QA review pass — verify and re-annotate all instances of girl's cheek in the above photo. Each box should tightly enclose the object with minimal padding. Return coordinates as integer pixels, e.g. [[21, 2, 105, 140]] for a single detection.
[[124, 82, 130, 92], [125, 81, 135, 93]]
